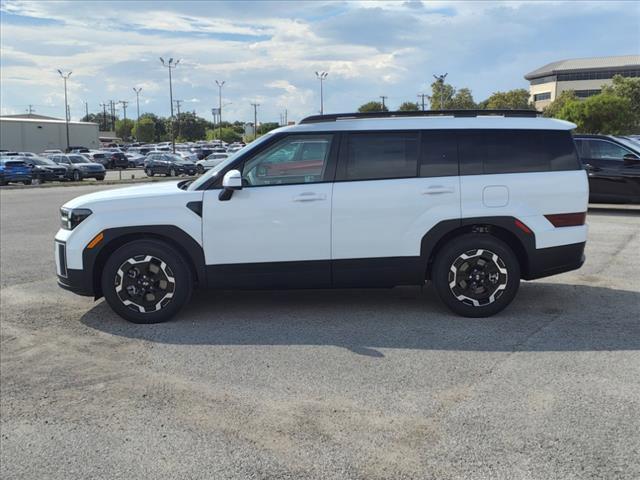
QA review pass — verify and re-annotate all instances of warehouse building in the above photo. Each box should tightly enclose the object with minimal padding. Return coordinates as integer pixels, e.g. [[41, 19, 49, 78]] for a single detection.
[[0, 116, 100, 153], [525, 55, 640, 110]]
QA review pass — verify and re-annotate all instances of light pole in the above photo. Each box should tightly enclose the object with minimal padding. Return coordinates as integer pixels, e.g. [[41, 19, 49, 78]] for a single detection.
[[160, 57, 180, 152], [315, 71, 328, 115], [215, 80, 225, 140], [433, 73, 448, 110], [133, 87, 142, 121], [250, 102, 259, 140], [57, 69, 72, 151]]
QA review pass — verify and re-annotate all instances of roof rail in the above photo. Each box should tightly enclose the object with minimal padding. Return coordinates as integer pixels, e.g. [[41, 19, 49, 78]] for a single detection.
[[299, 109, 540, 124]]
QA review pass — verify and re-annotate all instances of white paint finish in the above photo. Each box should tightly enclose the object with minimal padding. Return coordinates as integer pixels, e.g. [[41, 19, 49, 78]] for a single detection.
[[202, 184, 333, 265], [331, 177, 461, 259], [461, 170, 589, 248], [482, 185, 509, 208], [55, 181, 204, 269]]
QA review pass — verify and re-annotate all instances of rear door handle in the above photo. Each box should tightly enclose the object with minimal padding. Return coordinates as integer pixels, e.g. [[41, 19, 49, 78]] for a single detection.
[[422, 186, 454, 195], [292, 192, 326, 202]]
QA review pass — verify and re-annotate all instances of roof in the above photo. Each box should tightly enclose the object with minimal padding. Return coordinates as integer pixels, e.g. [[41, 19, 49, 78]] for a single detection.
[[280, 115, 576, 133], [2, 114, 62, 120], [0, 116, 98, 126], [525, 55, 640, 80]]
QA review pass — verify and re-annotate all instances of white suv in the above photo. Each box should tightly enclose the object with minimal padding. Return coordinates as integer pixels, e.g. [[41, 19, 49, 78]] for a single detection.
[[55, 110, 588, 323]]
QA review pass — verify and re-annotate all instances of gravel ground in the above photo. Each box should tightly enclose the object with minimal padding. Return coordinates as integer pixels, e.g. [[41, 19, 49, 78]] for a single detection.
[[1, 185, 639, 480]]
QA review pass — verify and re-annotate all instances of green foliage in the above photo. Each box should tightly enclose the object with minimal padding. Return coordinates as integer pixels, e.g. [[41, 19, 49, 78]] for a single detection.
[[115, 118, 135, 140], [429, 80, 456, 109], [555, 93, 636, 134], [358, 101, 388, 112], [542, 90, 578, 118], [601, 75, 640, 128], [449, 88, 476, 109], [139, 113, 166, 142], [174, 112, 211, 141], [398, 101, 420, 111], [207, 127, 242, 143], [482, 89, 533, 110], [258, 122, 280, 135], [132, 117, 155, 142]]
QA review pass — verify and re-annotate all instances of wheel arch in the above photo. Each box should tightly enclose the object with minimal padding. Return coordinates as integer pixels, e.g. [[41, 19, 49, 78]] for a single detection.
[[84, 226, 206, 298], [421, 217, 535, 280]]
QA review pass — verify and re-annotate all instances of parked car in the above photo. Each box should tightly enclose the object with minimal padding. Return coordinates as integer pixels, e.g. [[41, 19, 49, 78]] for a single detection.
[[55, 110, 589, 323], [144, 153, 197, 177], [196, 153, 228, 173], [0, 157, 33, 185], [574, 134, 640, 204], [50, 154, 106, 181], [126, 153, 146, 168], [21, 155, 68, 182], [42, 149, 63, 155], [103, 151, 129, 169]]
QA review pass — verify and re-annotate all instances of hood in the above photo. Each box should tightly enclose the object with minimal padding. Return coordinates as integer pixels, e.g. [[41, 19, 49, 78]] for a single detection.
[[63, 180, 189, 209]]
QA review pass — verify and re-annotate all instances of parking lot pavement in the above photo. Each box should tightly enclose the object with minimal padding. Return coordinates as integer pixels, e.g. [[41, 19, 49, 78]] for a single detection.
[[1, 184, 639, 480]]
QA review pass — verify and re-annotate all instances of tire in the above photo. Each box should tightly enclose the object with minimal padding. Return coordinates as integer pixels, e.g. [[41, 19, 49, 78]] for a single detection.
[[169, 168, 177, 177], [101, 239, 193, 324], [196, 164, 205, 174], [23, 179, 33, 185], [96, 176, 105, 181], [432, 234, 520, 318], [72, 170, 82, 182], [145, 168, 154, 177]]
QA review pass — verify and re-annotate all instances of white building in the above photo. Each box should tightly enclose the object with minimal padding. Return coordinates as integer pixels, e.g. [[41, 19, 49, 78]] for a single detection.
[[0, 116, 100, 153], [525, 55, 640, 110]]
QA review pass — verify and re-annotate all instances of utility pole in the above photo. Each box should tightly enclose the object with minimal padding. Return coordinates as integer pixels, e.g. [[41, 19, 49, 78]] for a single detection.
[[380, 95, 387, 111], [315, 71, 328, 115], [133, 87, 142, 121], [284, 108, 287, 125], [433, 73, 448, 109], [160, 57, 180, 153], [84, 101, 89, 121], [417, 93, 427, 112], [57, 70, 72, 151], [215, 80, 225, 139], [100, 103, 108, 131], [173, 99, 182, 139], [119, 100, 129, 141], [251, 102, 259, 139], [26, 104, 35, 114]]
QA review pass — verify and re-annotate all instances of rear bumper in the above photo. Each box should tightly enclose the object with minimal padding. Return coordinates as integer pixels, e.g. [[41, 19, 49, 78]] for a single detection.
[[524, 242, 586, 280]]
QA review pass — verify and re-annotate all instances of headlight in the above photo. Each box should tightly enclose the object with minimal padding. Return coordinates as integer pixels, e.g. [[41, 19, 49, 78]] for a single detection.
[[60, 207, 92, 230]]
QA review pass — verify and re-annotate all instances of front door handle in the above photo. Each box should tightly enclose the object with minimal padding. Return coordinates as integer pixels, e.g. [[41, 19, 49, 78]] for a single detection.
[[584, 164, 601, 172], [422, 186, 454, 195], [292, 192, 326, 202]]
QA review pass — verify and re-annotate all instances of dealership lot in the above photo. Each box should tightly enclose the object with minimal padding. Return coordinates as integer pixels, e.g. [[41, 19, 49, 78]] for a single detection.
[[1, 184, 639, 479]]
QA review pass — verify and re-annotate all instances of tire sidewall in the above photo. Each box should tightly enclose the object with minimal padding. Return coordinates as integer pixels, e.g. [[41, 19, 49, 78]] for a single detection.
[[101, 239, 193, 323], [433, 234, 520, 318]]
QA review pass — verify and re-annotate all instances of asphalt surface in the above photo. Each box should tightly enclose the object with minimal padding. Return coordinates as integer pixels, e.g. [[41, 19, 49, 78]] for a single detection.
[[1, 184, 639, 480]]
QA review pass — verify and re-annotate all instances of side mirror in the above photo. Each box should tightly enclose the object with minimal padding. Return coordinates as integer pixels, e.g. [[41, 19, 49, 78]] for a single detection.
[[623, 153, 640, 166], [219, 169, 242, 201]]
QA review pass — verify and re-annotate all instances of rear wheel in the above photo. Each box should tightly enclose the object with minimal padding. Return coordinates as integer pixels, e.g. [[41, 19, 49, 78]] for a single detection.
[[169, 168, 177, 177], [196, 164, 205, 174], [145, 168, 154, 177], [23, 179, 32, 185], [72, 170, 81, 181], [96, 176, 105, 181], [101, 239, 193, 324], [432, 234, 520, 317]]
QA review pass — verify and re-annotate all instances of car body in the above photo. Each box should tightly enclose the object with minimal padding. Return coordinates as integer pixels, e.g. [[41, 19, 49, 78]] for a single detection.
[[56, 110, 588, 323], [144, 153, 197, 177], [196, 153, 229, 173], [574, 134, 640, 204], [50, 154, 106, 181], [21, 155, 68, 182], [42, 149, 64, 156], [126, 153, 146, 168], [0, 157, 33, 185], [103, 151, 129, 169]]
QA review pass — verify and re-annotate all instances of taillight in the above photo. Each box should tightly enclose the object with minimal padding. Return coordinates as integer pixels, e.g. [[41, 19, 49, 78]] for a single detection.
[[544, 212, 586, 227]]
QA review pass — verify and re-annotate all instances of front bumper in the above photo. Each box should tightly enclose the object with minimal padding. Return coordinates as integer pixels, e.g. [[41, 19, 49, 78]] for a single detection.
[[524, 242, 586, 280], [55, 241, 94, 296]]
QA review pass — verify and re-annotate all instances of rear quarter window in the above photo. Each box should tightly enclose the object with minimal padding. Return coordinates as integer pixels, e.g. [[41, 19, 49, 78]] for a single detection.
[[458, 129, 580, 175]]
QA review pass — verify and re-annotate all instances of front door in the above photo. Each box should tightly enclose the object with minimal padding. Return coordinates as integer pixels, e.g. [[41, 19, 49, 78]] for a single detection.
[[202, 133, 336, 288]]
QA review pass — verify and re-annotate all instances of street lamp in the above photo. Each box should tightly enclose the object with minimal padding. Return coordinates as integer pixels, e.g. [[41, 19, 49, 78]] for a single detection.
[[133, 87, 142, 122], [160, 57, 180, 152], [215, 80, 225, 140], [315, 71, 328, 115], [57, 69, 72, 151]]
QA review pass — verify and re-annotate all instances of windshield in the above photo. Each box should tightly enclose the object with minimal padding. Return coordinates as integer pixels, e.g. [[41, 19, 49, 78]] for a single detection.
[[30, 156, 57, 166], [188, 133, 275, 191], [615, 136, 640, 152], [69, 155, 89, 164]]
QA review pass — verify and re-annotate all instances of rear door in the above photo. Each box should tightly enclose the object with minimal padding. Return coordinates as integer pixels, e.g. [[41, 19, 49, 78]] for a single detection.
[[331, 130, 460, 286]]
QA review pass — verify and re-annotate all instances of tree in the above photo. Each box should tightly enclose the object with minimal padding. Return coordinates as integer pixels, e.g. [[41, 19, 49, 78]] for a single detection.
[[430, 80, 455, 109], [555, 93, 635, 134], [358, 101, 388, 112], [542, 90, 578, 118], [81, 112, 116, 131], [481, 89, 533, 110], [601, 75, 640, 128], [257, 122, 280, 135], [174, 112, 210, 141], [139, 113, 167, 142], [398, 101, 420, 111], [132, 117, 155, 143], [449, 88, 476, 109], [115, 118, 134, 141], [206, 127, 242, 143]]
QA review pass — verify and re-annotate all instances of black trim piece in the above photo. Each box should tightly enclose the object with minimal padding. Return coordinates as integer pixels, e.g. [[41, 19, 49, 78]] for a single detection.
[[300, 110, 540, 124], [524, 242, 585, 280], [332, 257, 424, 287], [57, 268, 94, 296], [207, 260, 331, 289], [186, 201, 203, 217]]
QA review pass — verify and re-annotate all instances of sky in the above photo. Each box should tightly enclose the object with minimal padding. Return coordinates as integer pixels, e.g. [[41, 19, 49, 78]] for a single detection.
[[1, 0, 639, 125]]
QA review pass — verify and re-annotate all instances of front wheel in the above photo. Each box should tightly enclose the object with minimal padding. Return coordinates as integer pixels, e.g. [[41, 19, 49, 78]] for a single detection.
[[196, 164, 205, 174], [432, 234, 520, 318], [169, 168, 177, 177], [23, 179, 33, 185], [96, 176, 105, 181], [101, 239, 193, 324], [145, 168, 154, 177], [72, 170, 82, 182]]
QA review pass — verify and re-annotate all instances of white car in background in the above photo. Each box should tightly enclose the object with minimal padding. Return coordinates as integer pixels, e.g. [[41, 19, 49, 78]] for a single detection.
[[196, 152, 229, 173]]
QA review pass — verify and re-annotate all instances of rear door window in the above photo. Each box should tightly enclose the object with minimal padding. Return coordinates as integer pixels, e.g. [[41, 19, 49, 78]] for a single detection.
[[586, 140, 633, 161], [420, 131, 458, 177], [343, 132, 418, 181]]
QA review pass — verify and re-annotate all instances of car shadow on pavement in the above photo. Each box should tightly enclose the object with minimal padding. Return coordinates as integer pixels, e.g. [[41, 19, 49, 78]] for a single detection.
[[80, 282, 640, 356]]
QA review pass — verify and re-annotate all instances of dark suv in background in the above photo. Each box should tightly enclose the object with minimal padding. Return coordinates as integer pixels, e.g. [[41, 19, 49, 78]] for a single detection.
[[574, 134, 640, 204], [144, 153, 197, 177]]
